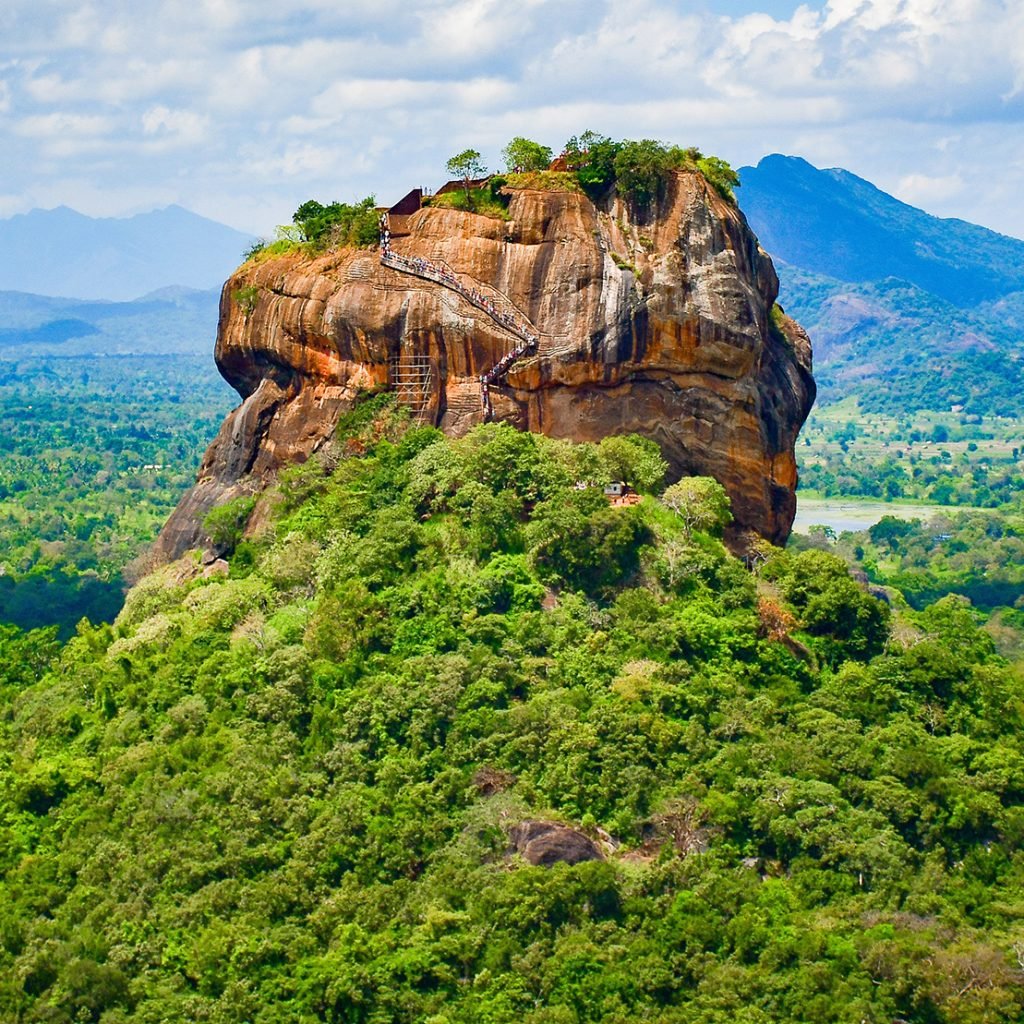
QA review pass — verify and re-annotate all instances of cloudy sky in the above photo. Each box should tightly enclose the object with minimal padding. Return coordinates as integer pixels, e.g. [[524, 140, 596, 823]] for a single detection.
[[2, 0, 1022, 238]]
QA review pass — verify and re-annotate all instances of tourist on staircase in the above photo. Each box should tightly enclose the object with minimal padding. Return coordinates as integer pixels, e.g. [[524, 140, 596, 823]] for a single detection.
[[379, 212, 539, 419]]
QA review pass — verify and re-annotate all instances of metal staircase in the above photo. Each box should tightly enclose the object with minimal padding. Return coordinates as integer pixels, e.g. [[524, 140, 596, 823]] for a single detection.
[[378, 213, 539, 418]]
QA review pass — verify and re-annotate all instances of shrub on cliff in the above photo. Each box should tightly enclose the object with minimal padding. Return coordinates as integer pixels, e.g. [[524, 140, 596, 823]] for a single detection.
[[292, 196, 379, 249], [612, 138, 686, 211], [697, 154, 741, 201], [202, 493, 256, 555]]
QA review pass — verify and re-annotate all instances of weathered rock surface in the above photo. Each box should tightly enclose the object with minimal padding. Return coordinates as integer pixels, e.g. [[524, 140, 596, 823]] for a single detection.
[[155, 171, 814, 560], [508, 821, 604, 867]]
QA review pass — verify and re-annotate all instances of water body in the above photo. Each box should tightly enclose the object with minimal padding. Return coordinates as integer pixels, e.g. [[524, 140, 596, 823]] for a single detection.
[[792, 497, 962, 536]]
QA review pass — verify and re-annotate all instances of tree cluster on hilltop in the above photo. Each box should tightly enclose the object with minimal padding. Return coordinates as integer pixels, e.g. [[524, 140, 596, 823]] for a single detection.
[[248, 133, 742, 259], [438, 133, 740, 216], [2, 395, 1023, 1023]]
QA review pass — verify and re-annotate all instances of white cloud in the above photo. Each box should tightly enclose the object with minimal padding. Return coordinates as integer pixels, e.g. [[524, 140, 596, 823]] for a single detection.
[[56, 4, 103, 49], [0, 193, 28, 217], [25, 73, 80, 103], [419, 0, 516, 60], [239, 141, 352, 181], [311, 76, 516, 117], [141, 105, 210, 146], [15, 112, 113, 138], [0, 0, 1022, 237], [894, 171, 966, 207]]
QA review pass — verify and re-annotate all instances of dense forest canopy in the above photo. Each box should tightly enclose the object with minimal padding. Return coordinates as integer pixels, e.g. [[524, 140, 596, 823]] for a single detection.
[[2, 396, 1023, 1023], [0, 355, 235, 637]]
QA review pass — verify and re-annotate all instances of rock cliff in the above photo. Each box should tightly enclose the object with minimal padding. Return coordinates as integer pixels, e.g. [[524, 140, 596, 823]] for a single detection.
[[155, 170, 814, 560]]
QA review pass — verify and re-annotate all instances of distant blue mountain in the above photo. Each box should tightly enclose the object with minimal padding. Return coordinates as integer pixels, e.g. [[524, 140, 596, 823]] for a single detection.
[[0, 205, 254, 301], [739, 155, 1024, 308], [0, 287, 221, 356], [737, 155, 1024, 415]]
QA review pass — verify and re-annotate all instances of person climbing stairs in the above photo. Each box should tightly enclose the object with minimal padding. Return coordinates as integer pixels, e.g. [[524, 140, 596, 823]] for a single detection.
[[379, 212, 539, 419]]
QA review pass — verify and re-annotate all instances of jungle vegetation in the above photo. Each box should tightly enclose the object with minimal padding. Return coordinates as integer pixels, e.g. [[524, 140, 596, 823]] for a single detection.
[[2, 396, 1023, 1023], [0, 354, 235, 637]]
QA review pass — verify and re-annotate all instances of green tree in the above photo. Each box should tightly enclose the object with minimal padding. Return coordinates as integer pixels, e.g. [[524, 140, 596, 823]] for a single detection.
[[661, 476, 732, 537], [502, 137, 553, 172], [563, 131, 620, 196], [769, 549, 891, 666], [597, 435, 666, 493], [613, 139, 678, 212], [868, 515, 919, 551], [446, 149, 488, 208], [525, 488, 649, 593], [203, 493, 257, 555], [292, 196, 379, 248]]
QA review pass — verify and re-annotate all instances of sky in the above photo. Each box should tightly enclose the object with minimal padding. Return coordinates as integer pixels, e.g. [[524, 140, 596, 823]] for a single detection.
[[1, 0, 1022, 238]]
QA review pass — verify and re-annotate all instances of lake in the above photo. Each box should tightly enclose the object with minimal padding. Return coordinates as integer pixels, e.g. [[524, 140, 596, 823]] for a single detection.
[[792, 497, 962, 535]]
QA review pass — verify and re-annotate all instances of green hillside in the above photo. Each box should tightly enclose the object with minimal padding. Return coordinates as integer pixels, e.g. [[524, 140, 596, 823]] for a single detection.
[[775, 263, 1023, 415], [2, 398, 1022, 1023], [737, 156, 1024, 416]]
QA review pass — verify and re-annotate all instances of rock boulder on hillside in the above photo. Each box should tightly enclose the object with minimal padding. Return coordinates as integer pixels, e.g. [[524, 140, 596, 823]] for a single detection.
[[508, 821, 604, 867], [155, 170, 814, 560]]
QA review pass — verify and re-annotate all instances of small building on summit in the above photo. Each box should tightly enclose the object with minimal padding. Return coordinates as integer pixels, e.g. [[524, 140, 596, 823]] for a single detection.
[[388, 188, 424, 216]]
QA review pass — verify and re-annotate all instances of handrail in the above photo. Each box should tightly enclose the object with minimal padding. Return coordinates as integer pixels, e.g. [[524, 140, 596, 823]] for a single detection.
[[429, 250, 529, 330], [380, 250, 538, 348], [379, 214, 538, 419]]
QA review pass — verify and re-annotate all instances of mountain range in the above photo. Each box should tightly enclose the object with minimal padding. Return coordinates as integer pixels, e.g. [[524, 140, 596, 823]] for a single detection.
[[0, 286, 220, 357], [738, 155, 1024, 415], [0, 205, 253, 302]]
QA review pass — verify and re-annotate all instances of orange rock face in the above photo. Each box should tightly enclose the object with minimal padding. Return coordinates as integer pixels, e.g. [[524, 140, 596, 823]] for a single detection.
[[156, 171, 814, 560]]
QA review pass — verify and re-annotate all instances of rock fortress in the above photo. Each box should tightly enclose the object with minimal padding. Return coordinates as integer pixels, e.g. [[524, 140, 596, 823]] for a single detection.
[[156, 167, 815, 560]]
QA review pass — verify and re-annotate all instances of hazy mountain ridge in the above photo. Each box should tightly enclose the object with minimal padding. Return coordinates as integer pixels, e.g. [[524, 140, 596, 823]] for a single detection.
[[739, 155, 1024, 414], [0, 205, 254, 301], [0, 287, 221, 356]]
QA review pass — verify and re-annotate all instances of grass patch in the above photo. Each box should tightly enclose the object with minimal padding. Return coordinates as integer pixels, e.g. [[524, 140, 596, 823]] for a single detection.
[[504, 170, 581, 193], [232, 285, 260, 317], [610, 252, 639, 275], [243, 238, 308, 264], [425, 187, 511, 220]]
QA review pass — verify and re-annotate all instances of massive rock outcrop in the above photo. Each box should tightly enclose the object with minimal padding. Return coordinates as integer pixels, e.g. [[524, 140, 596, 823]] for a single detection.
[[155, 170, 814, 560]]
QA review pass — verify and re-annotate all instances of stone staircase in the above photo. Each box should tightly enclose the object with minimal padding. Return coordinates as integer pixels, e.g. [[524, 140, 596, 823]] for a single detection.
[[346, 256, 375, 281], [444, 381, 486, 420], [379, 214, 541, 420]]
